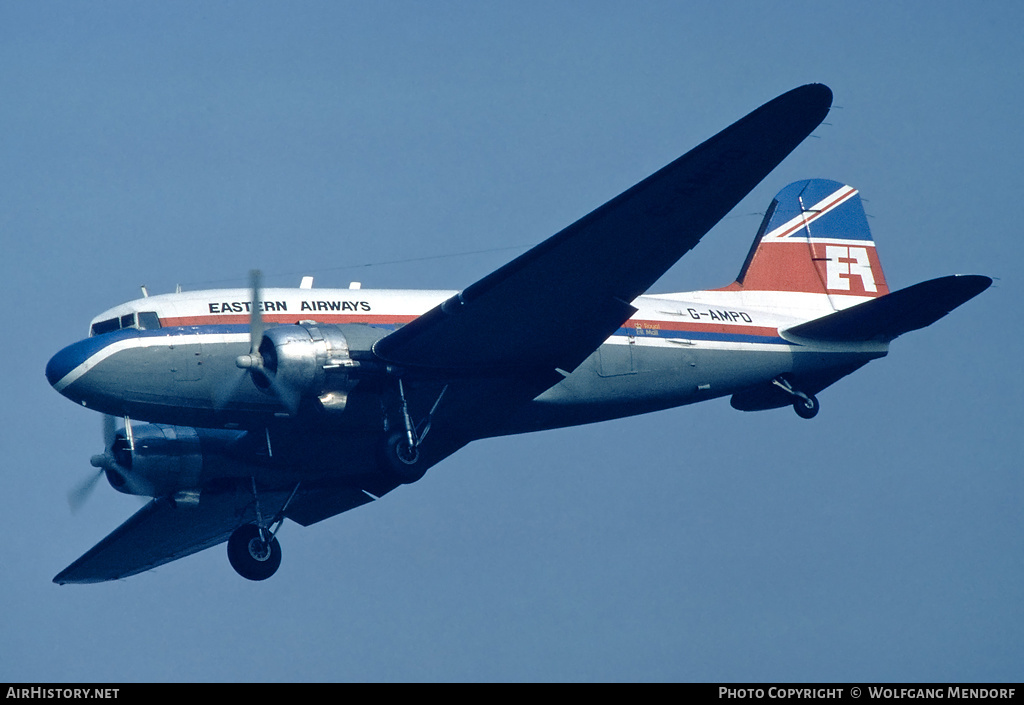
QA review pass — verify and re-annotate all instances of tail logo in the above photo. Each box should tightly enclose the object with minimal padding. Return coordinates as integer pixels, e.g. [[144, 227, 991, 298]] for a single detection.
[[723, 179, 890, 298], [762, 185, 859, 242], [826, 245, 877, 293]]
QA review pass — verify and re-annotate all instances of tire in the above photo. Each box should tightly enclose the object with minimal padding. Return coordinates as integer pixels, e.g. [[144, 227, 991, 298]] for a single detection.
[[383, 434, 427, 484], [793, 393, 819, 420], [227, 523, 282, 581]]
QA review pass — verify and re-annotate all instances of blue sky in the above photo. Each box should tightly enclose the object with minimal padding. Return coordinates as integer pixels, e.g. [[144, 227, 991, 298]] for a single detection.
[[2, 1, 1021, 682]]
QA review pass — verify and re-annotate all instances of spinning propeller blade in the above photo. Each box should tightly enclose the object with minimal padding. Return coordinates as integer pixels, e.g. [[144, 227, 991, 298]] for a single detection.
[[248, 269, 265, 354], [68, 415, 117, 513], [216, 270, 300, 416]]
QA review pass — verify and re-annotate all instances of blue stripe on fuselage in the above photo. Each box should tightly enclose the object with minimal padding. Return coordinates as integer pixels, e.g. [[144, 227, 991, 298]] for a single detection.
[[45, 323, 404, 389], [611, 327, 787, 346], [46, 328, 142, 388]]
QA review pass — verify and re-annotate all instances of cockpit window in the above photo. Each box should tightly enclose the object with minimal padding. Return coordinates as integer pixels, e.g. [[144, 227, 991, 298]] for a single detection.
[[136, 312, 161, 330], [90, 311, 162, 336], [90, 318, 120, 336]]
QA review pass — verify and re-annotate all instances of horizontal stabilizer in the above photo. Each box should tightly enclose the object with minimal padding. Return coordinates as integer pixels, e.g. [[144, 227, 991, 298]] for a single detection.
[[780, 275, 992, 344]]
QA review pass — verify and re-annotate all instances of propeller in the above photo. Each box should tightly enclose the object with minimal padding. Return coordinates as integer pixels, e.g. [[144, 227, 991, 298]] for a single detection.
[[233, 269, 268, 381], [68, 467, 105, 513], [68, 415, 121, 513], [214, 270, 300, 415]]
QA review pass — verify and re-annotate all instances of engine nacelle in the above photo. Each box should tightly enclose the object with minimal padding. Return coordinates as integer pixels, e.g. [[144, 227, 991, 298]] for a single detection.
[[255, 323, 387, 411], [104, 424, 202, 498]]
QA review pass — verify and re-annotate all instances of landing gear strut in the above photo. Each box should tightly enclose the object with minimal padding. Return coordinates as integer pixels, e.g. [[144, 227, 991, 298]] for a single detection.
[[771, 376, 819, 419], [383, 380, 448, 484], [227, 479, 299, 581]]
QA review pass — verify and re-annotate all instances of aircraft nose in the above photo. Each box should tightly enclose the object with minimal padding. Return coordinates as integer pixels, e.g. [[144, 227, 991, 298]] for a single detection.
[[47, 341, 85, 391], [46, 336, 108, 393]]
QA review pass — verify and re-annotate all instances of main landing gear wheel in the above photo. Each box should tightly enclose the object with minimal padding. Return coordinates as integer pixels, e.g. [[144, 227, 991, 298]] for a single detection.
[[793, 393, 819, 420], [384, 433, 427, 484], [227, 523, 282, 581]]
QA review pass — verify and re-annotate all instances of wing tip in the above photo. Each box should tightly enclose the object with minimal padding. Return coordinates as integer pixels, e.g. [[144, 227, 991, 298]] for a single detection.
[[800, 82, 833, 101], [782, 83, 834, 122], [53, 563, 121, 585], [954, 272, 994, 292]]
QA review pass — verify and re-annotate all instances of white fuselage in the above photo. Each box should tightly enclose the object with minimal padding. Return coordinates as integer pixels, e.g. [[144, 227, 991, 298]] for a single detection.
[[54, 284, 886, 434]]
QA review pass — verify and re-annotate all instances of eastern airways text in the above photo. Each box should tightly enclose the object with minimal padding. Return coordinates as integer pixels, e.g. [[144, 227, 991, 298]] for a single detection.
[[208, 300, 371, 314]]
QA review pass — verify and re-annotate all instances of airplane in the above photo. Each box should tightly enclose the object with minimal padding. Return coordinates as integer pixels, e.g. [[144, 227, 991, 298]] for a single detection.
[[45, 84, 991, 584]]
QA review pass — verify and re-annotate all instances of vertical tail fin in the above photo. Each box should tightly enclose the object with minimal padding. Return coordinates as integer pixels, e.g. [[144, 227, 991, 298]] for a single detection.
[[721, 179, 889, 305]]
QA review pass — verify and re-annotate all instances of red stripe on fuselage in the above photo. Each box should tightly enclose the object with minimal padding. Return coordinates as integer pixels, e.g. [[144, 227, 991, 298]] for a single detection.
[[622, 317, 780, 340], [160, 313, 420, 327]]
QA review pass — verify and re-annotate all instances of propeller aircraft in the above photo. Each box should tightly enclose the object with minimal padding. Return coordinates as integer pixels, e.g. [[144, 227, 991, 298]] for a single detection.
[[45, 84, 991, 583]]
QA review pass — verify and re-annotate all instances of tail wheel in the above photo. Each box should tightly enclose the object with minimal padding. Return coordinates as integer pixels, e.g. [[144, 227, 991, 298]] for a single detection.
[[793, 393, 819, 419], [771, 376, 820, 420], [227, 523, 282, 581]]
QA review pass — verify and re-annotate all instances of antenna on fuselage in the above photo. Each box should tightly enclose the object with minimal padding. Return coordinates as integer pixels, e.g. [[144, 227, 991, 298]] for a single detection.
[[140, 285, 149, 298]]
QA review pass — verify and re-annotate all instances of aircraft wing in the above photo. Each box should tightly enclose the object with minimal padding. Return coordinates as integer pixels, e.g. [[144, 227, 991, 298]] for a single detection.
[[53, 483, 378, 584], [374, 84, 833, 378]]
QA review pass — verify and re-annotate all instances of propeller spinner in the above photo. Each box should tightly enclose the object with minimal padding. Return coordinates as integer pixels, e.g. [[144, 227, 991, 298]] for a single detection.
[[218, 270, 300, 415]]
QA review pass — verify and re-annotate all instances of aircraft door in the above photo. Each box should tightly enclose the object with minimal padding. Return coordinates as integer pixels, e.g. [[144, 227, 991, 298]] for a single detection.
[[170, 342, 204, 382], [598, 337, 636, 377]]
